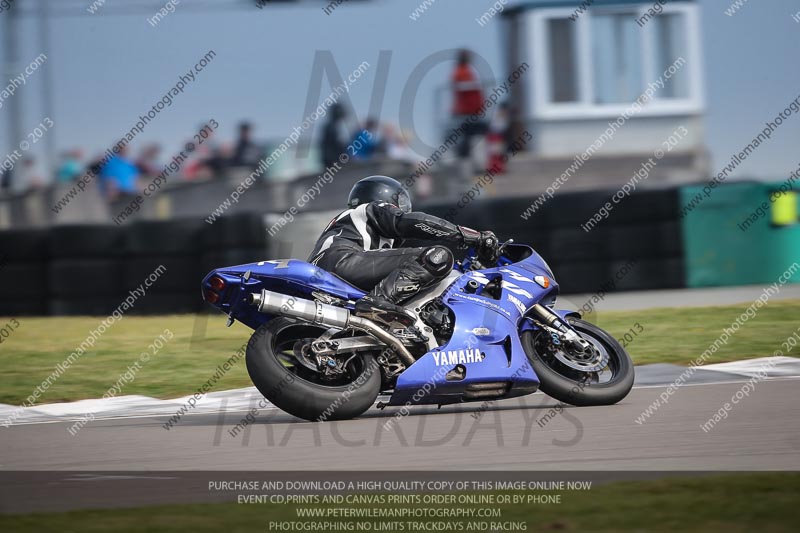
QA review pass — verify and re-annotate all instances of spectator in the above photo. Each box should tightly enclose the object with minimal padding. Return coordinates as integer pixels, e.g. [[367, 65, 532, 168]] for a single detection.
[[99, 145, 140, 201], [486, 101, 510, 174], [184, 126, 226, 180], [451, 49, 487, 162], [135, 144, 162, 180], [350, 118, 384, 160], [230, 121, 263, 169], [56, 150, 84, 183], [384, 126, 434, 200], [321, 103, 347, 169], [86, 154, 105, 183], [19, 157, 45, 192], [384, 125, 415, 163], [0, 167, 12, 193]]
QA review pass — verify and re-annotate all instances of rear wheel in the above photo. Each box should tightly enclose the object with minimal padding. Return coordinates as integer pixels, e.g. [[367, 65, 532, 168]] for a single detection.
[[246, 318, 381, 421], [521, 318, 634, 406]]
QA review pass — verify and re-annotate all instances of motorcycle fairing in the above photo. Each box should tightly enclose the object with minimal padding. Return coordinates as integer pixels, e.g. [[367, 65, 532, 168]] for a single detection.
[[202, 259, 366, 329], [388, 256, 559, 406]]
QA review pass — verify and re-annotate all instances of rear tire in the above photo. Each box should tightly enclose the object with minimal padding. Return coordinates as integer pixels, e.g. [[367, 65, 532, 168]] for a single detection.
[[246, 318, 381, 421], [521, 318, 634, 406]]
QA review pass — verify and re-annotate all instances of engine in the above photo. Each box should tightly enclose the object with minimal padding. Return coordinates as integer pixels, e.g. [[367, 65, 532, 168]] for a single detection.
[[418, 298, 455, 342]]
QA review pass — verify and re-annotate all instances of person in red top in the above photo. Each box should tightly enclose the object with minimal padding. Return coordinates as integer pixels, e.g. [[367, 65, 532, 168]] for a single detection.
[[452, 49, 484, 116], [451, 49, 488, 160]]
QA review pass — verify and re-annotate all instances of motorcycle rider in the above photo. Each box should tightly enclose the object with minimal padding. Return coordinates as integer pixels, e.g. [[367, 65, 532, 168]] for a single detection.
[[308, 175, 498, 326]]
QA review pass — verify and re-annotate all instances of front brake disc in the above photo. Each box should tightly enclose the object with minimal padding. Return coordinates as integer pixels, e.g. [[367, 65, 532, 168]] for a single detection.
[[551, 335, 609, 373]]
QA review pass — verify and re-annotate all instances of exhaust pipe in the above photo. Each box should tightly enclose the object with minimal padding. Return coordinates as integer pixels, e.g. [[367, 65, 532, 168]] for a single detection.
[[248, 289, 416, 367]]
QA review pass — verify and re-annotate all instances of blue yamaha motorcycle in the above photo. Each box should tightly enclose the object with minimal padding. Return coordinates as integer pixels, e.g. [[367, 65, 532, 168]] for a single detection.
[[202, 241, 634, 421]]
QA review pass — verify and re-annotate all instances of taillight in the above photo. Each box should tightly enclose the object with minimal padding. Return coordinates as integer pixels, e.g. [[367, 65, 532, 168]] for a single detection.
[[209, 276, 226, 291], [205, 276, 226, 304]]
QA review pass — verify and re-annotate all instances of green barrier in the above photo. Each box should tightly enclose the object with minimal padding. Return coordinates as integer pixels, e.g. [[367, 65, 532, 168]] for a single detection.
[[681, 181, 800, 287]]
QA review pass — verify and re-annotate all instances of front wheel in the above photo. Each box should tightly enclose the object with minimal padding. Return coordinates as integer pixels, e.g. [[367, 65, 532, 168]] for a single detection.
[[521, 318, 634, 406], [246, 317, 381, 421]]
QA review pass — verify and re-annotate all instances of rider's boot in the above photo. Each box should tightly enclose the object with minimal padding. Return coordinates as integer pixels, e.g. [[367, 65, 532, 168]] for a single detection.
[[354, 247, 454, 329], [353, 270, 420, 328]]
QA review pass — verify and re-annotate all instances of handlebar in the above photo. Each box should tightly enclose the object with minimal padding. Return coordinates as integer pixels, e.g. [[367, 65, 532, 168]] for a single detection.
[[461, 239, 514, 271]]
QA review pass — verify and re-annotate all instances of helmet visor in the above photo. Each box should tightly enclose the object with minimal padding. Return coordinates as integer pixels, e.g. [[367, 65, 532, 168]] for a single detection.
[[397, 190, 412, 213]]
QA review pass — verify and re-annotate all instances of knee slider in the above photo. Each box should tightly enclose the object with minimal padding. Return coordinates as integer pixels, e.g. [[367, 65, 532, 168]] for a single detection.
[[421, 246, 454, 275]]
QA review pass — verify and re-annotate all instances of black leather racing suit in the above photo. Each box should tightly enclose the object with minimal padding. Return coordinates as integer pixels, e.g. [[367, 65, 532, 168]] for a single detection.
[[308, 201, 481, 305]]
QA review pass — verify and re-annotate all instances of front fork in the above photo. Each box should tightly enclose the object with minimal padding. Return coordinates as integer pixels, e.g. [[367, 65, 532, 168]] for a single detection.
[[528, 304, 593, 355]]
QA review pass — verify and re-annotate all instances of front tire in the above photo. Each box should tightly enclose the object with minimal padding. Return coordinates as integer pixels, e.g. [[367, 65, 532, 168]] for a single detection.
[[246, 318, 381, 421], [521, 318, 634, 406]]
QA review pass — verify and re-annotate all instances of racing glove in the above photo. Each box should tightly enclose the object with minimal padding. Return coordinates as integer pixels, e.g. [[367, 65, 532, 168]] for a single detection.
[[459, 227, 498, 257]]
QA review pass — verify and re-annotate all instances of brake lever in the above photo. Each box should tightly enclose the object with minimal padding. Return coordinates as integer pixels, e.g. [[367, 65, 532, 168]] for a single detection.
[[476, 238, 511, 268], [496, 238, 514, 258]]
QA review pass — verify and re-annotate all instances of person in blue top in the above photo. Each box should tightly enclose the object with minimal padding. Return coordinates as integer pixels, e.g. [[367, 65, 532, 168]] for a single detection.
[[350, 118, 383, 160], [99, 145, 140, 201]]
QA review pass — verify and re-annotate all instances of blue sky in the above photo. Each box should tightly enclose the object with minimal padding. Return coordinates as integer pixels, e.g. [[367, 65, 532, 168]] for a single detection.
[[1, 0, 798, 180]]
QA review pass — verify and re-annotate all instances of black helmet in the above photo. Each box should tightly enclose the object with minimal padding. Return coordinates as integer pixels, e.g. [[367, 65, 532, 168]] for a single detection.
[[347, 175, 412, 213]]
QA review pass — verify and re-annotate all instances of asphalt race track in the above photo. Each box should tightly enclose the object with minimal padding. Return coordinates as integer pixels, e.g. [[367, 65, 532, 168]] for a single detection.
[[4, 378, 799, 472]]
